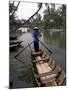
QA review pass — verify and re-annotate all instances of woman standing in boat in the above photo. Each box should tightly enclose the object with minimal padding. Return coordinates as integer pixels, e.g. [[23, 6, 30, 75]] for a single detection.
[[32, 27, 41, 52]]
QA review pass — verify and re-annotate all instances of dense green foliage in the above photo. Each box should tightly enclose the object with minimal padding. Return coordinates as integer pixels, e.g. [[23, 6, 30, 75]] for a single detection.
[[9, 2, 42, 31], [31, 4, 66, 30], [9, 2, 23, 32], [9, 2, 66, 32]]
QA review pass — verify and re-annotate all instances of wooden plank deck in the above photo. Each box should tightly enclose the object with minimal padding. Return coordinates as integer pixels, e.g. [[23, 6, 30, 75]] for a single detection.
[[31, 50, 65, 86]]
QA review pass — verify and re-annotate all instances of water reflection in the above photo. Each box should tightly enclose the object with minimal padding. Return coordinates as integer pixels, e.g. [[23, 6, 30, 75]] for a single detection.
[[43, 30, 66, 74], [43, 30, 66, 51]]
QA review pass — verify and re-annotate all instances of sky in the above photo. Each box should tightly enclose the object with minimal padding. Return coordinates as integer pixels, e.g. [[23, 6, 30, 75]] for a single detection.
[[10, 0, 62, 20], [15, 2, 38, 20]]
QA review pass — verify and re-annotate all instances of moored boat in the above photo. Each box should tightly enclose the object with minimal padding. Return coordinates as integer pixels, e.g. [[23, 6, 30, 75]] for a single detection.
[[10, 40, 23, 50]]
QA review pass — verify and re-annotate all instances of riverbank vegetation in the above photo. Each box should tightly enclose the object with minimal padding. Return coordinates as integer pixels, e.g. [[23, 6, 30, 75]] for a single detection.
[[9, 2, 66, 32], [30, 4, 66, 30]]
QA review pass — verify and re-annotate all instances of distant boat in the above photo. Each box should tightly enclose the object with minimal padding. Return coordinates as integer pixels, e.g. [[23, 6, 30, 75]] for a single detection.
[[10, 40, 23, 50], [18, 27, 31, 33]]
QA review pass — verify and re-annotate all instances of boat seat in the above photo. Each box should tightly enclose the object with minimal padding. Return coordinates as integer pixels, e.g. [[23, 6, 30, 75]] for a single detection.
[[42, 77, 56, 83], [36, 70, 58, 78], [32, 59, 48, 63], [35, 72, 58, 86], [32, 56, 49, 64], [36, 63, 61, 80], [56, 70, 66, 85]]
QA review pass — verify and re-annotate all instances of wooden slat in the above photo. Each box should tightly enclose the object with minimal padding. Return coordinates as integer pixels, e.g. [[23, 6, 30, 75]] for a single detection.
[[32, 58, 48, 63], [35, 59, 57, 83], [42, 52, 47, 58], [32, 54, 49, 63], [40, 63, 50, 73], [53, 64, 61, 72], [36, 63, 44, 74], [43, 63, 51, 72], [42, 77, 56, 83], [36, 62, 58, 82], [44, 79, 57, 86], [49, 60, 56, 70], [40, 74, 57, 84], [36, 71, 58, 78], [36, 62, 51, 74], [56, 70, 66, 85], [44, 54, 49, 60], [48, 57, 53, 66]]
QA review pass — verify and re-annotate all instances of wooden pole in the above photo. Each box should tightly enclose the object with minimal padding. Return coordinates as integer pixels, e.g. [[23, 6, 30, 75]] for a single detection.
[[39, 40, 52, 54]]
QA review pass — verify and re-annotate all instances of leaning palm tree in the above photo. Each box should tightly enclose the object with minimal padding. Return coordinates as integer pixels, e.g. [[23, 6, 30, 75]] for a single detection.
[[45, 3, 50, 15], [50, 3, 55, 13], [22, 3, 42, 26]]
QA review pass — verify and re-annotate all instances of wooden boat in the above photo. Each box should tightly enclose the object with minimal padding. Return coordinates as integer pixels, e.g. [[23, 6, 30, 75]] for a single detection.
[[10, 35, 17, 40], [10, 43, 19, 48], [10, 40, 23, 44], [10, 40, 23, 50], [31, 49, 66, 87]]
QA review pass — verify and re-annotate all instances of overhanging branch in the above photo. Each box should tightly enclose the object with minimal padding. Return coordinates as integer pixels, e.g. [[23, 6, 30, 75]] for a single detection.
[[11, 1, 20, 16]]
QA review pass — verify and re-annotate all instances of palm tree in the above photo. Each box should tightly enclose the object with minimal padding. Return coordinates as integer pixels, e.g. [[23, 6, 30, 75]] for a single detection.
[[45, 3, 50, 15], [50, 4, 55, 13], [22, 3, 42, 26]]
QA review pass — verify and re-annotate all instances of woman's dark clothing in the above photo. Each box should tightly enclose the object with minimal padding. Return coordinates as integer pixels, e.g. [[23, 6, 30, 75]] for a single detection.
[[32, 31, 41, 52], [34, 41, 39, 52]]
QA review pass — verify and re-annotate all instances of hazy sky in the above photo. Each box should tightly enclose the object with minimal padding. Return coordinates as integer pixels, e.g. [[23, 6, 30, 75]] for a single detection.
[[14, 2, 46, 20], [15, 2, 38, 19], [10, 1, 62, 20]]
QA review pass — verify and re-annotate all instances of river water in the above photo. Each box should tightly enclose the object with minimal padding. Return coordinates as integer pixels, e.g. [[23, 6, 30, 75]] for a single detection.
[[10, 29, 66, 88]]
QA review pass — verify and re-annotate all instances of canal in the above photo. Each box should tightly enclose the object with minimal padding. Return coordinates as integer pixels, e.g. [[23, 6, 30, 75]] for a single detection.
[[10, 28, 66, 88]]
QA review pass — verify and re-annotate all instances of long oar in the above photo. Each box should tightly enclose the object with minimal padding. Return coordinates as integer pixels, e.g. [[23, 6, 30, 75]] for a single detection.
[[39, 40, 52, 54]]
